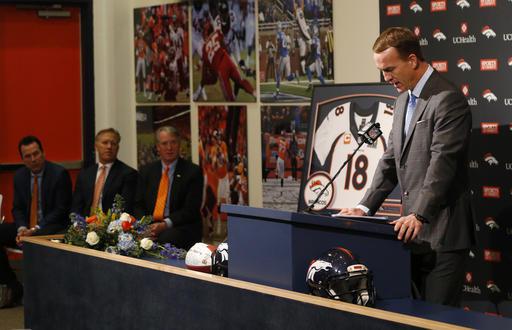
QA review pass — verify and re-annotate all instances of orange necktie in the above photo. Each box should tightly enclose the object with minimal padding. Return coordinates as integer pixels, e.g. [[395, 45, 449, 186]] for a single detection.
[[29, 175, 39, 228], [91, 165, 107, 214], [153, 165, 170, 221]]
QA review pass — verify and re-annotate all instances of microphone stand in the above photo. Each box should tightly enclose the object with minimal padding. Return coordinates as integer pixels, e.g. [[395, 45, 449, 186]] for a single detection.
[[304, 139, 366, 213]]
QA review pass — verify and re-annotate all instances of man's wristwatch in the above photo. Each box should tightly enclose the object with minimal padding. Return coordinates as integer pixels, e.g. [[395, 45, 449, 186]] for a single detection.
[[413, 213, 428, 223]]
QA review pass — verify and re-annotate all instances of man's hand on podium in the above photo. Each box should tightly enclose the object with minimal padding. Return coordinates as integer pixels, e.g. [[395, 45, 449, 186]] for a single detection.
[[337, 208, 367, 217], [390, 214, 423, 243]]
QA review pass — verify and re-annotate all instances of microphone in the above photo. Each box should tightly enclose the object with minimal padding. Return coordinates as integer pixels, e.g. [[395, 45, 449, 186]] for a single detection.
[[304, 122, 383, 213]]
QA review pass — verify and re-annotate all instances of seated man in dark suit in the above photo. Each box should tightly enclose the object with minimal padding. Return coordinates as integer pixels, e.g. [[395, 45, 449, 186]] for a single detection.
[[72, 128, 138, 215], [135, 126, 203, 250], [0, 136, 72, 307]]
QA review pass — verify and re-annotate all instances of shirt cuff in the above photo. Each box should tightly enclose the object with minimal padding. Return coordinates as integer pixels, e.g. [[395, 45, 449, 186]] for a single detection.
[[356, 204, 370, 215], [163, 218, 173, 229]]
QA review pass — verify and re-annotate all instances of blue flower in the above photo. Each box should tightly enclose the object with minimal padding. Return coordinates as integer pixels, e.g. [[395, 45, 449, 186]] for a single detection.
[[117, 233, 135, 252]]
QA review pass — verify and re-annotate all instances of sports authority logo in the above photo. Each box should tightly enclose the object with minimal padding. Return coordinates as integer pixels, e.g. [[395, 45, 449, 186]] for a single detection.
[[303, 172, 334, 211], [484, 249, 502, 262], [482, 186, 500, 198], [461, 84, 469, 97], [456, 0, 471, 9], [480, 0, 497, 7], [409, 1, 423, 12], [487, 281, 501, 293], [484, 217, 500, 230], [457, 58, 472, 71], [484, 153, 499, 165], [481, 122, 499, 134], [432, 61, 448, 72], [482, 89, 498, 102], [480, 59, 498, 71], [431, 0, 447, 12], [433, 28, 447, 41], [386, 4, 401, 15], [482, 25, 497, 38]]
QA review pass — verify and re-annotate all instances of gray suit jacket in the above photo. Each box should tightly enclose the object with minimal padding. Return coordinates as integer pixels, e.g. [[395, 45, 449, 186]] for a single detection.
[[360, 70, 476, 252]]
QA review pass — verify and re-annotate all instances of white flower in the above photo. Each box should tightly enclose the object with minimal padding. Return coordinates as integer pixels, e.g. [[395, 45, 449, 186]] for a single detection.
[[86, 231, 100, 246], [107, 220, 122, 233], [119, 212, 131, 222], [140, 238, 154, 250]]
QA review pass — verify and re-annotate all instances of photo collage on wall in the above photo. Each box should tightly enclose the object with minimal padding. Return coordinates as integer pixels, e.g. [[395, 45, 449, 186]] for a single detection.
[[261, 105, 309, 211], [198, 106, 248, 243], [133, 1, 337, 240], [258, 0, 334, 103]]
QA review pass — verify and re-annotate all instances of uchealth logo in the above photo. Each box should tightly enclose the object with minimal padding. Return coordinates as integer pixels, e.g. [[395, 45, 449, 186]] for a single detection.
[[482, 186, 500, 198], [480, 59, 498, 71], [457, 58, 471, 71], [409, 1, 423, 12], [482, 25, 497, 38], [480, 0, 497, 7], [386, 4, 401, 15], [485, 217, 500, 230], [431, 0, 447, 12], [504, 33, 512, 41], [433, 28, 447, 41], [484, 249, 502, 262], [482, 89, 497, 102], [432, 61, 448, 72], [484, 153, 498, 165], [304, 172, 334, 211], [414, 26, 421, 36], [461, 84, 469, 97], [505, 98, 512, 106], [465, 272, 473, 283], [461, 22, 468, 34], [456, 0, 470, 9]]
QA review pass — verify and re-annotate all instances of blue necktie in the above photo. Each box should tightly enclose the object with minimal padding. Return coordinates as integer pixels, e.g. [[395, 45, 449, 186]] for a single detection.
[[404, 93, 417, 135]]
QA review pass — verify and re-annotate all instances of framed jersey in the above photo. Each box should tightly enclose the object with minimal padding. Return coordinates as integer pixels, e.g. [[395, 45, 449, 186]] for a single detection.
[[298, 83, 401, 217]]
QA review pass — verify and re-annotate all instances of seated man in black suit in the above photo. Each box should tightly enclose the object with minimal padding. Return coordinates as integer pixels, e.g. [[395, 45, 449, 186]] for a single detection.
[[135, 126, 203, 249], [0, 136, 72, 307], [72, 128, 138, 215]]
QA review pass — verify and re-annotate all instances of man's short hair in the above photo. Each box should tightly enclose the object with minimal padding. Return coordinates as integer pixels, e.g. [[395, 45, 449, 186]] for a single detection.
[[155, 126, 180, 143], [373, 27, 425, 61], [18, 135, 43, 157], [95, 128, 121, 143]]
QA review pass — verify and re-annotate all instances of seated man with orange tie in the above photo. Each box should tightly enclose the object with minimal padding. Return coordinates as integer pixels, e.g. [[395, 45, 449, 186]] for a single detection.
[[71, 128, 138, 215], [0, 136, 72, 307], [135, 126, 203, 250]]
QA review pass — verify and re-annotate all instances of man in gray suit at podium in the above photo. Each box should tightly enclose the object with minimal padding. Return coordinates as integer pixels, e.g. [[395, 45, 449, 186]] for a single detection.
[[340, 27, 475, 307]]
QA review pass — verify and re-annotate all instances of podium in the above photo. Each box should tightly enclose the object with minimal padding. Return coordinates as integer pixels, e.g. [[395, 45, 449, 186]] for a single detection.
[[222, 205, 410, 300]]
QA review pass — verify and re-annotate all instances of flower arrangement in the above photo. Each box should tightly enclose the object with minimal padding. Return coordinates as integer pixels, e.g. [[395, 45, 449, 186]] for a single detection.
[[64, 195, 186, 259]]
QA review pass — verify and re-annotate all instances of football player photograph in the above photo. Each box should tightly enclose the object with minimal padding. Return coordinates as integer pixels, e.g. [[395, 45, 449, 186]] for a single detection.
[[71, 128, 138, 215], [339, 27, 475, 307], [135, 126, 203, 250], [0, 136, 72, 307]]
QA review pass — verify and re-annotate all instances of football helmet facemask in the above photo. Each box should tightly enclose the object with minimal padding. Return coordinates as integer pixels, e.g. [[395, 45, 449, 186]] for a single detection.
[[211, 242, 229, 277]]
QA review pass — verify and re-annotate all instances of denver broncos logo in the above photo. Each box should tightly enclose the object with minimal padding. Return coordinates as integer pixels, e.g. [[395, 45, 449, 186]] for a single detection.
[[306, 260, 333, 282]]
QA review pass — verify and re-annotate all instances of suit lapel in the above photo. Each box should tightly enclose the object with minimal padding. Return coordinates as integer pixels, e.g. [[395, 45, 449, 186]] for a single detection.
[[169, 158, 183, 211], [150, 161, 163, 210], [86, 164, 98, 207], [103, 161, 118, 200], [394, 94, 407, 154], [400, 96, 431, 159]]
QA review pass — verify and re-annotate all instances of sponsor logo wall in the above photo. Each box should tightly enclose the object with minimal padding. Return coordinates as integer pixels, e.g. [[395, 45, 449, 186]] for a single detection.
[[381, 0, 512, 316]]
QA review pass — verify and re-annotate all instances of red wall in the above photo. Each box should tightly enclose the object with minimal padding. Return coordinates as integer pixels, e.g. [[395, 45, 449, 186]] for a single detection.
[[0, 6, 83, 221]]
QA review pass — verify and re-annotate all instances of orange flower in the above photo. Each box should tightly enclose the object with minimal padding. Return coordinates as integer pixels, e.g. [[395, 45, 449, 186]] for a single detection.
[[86, 215, 98, 224], [130, 216, 136, 224]]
